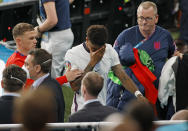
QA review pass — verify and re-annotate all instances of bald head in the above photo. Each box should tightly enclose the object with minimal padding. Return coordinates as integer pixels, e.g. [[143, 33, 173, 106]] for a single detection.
[[82, 72, 104, 97], [171, 110, 188, 120]]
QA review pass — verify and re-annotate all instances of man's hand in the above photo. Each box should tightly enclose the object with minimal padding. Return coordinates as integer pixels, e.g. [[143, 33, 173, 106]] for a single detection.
[[34, 26, 42, 38], [65, 66, 83, 82], [137, 95, 149, 103], [173, 50, 183, 59], [89, 45, 106, 67]]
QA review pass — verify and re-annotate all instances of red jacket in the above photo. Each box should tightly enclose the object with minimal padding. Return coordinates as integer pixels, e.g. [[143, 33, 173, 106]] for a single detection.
[[130, 48, 158, 104]]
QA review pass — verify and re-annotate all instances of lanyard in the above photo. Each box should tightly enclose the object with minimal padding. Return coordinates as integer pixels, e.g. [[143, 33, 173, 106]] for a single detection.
[[134, 26, 156, 48], [134, 38, 147, 49], [39, 0, 46, 21]]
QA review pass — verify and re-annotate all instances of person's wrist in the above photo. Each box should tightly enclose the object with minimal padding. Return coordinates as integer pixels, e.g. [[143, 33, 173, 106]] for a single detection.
[[37, 26, 42, 33], [134, 90, 143, 98], [89, 60, 96, 68]]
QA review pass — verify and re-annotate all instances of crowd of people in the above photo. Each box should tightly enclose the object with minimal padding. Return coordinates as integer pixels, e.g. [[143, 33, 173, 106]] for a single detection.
[[0, 0, 188, 131]]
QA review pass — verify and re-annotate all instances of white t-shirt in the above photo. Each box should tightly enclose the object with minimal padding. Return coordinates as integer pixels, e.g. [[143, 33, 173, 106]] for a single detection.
[[0, 59, 5, 96], [65, 43, 120, 113]]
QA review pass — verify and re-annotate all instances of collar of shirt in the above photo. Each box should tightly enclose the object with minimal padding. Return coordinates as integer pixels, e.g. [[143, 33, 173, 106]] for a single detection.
[[32, 73, 49, 89], [84, 99, 99, 106], [16, 51, 26, 57], [83, 42, 90, 53], [3, 92, 20, 97]]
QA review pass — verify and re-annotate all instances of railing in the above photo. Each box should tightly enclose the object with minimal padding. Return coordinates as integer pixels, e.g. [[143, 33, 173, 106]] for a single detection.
[[0, 121, 187, 130], [153, 120, 187, 126], [0, 122, 115, 130]]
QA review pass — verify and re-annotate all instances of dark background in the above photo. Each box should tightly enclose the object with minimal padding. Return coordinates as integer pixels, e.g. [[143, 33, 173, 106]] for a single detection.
[[0, 0, 175, 46]]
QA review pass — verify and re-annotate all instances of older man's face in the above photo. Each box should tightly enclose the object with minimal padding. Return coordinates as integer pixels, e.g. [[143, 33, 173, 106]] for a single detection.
[[24, 55, 37, 80], [137, 6, 158, 36]]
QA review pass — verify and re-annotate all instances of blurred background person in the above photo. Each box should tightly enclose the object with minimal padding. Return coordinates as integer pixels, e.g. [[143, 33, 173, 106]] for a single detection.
[[156, 108, 188, 131], [123, 100, 155, 131], [102, 113, 140, 131], [171, 109, 188, 120], [102, 100, 154, 131], [14, 88, 56, 131]]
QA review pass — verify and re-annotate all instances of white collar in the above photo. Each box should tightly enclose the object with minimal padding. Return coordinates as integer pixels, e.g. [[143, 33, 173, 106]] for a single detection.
[[84, 98, 99, 106], [3, 92, 20, 97], [32, 73, 49, 89]]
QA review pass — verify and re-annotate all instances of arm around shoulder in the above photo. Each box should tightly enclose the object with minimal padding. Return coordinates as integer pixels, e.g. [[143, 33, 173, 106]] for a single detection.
[[70, 62, 95, 91]]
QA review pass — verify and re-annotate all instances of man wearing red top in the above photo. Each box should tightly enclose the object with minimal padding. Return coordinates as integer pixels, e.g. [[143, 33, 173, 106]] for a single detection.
[[6, 23, 82, 87]]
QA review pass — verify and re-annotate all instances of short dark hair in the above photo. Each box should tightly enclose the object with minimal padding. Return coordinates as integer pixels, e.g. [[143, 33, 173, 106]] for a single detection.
[[2, 65, 27, 92], [82, 72, 104, 97], [86, 25, 108, 46], [12, 23, 34, 39], [28, 48, 52, 73]]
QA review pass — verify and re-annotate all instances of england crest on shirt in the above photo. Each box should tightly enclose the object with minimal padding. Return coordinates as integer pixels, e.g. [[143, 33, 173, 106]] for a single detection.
[[154, 41, 160, 50]]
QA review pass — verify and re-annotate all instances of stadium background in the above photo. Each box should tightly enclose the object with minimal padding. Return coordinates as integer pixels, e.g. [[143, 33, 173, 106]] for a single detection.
[[0, 0, 179, 121]]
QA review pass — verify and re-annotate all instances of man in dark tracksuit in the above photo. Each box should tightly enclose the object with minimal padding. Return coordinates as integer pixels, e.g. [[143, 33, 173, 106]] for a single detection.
[[107, 2, 175, 118]]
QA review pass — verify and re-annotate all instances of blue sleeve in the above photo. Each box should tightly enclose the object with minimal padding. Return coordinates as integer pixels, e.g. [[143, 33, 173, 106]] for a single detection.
[[114, 30, 127, 55], [167, 32, 175, 58], [114, 31, 135, 66]]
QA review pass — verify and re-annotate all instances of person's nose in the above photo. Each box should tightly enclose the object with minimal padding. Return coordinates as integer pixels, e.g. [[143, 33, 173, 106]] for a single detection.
[[34, 38, 37, 44]]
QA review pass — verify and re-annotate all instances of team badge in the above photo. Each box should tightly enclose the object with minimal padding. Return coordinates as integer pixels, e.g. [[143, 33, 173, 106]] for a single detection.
[[154, 41, 160, 50], [64, 60, 71, 70]]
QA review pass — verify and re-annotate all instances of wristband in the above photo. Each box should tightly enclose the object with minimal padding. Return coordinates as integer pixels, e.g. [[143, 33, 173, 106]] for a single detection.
[[134, 90, 143, 97]]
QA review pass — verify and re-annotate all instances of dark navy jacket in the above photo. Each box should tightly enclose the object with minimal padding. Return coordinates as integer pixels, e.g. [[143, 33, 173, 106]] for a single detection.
[[107, 25, 175, 110]]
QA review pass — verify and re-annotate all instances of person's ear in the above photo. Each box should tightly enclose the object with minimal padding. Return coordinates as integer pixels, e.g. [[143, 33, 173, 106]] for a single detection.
[[155, 15, 159, 24], [83, 86, 87, 96], [35, 64, 41, 73], [1, 80, 4, 88], [22, 84, 25, 90], [15, 37, 21, 46], [86, 37, 89, 44], [81, 85, 86, 97]]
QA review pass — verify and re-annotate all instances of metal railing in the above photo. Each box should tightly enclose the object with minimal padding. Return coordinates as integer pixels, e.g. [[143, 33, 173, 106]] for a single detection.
[[0, 121, 187, 130], [0, 122, 115, 130]]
